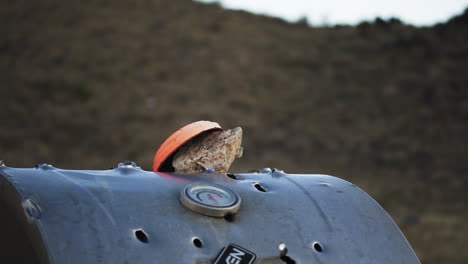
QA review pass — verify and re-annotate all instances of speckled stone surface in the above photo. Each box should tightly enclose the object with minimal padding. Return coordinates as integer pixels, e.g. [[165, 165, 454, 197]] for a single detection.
[[172, 127, 243, 174]]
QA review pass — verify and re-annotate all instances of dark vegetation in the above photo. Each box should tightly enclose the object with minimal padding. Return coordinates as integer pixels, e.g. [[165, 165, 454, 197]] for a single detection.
[[1, 0, 467, 262]]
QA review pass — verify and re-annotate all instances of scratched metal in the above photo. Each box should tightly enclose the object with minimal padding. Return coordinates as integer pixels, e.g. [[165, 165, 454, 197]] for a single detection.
[[0, 164, 420, 264]]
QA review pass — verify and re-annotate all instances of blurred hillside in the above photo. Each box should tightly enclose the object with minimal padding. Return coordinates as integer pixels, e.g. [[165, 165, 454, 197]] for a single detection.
[[1, 0, 467, 262]]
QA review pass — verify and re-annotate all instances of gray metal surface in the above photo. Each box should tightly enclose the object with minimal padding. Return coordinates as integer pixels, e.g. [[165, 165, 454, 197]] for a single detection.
[[0, 164, 420, 264]]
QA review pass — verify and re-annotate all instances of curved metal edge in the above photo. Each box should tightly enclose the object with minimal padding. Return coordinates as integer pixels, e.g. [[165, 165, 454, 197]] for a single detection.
[[296, 173, 422, 263], [0, 167, 52, 264]]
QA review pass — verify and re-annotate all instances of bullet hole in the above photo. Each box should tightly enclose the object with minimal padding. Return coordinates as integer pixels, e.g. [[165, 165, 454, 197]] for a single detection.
[[226, 173, 238, 180], [313, 242, 323, 253], [134, 229, 149, 243], [254, 183, 267, 192], [193, 237, 203, 248], [224, 213, 236, 222]]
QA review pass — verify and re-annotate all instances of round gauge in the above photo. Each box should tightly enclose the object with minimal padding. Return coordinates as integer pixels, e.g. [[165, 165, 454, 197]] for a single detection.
[[180, 183, 241, 217], [187, 185, 236, 207]]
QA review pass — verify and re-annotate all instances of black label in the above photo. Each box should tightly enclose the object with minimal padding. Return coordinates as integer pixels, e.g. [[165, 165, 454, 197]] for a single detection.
[[214, 244, 256, 264]]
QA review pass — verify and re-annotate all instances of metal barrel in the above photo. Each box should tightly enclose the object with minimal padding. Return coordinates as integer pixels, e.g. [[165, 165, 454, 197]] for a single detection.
[[0, 163, 420, 264]]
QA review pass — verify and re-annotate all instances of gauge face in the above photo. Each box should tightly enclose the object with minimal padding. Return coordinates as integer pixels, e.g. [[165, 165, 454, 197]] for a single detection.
[[187, 185, 236, 207], [180, 183, 241, 217]]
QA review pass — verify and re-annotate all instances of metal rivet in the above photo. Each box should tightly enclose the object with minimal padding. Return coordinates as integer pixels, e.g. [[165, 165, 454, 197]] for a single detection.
[[118, 161, 139, 168], [205, 168, 215, 173], [22, 199, 42, 220], [279, 242, 288, 256], [35, 164, 55, 170], [259, 168, 272, 173], [279, 243, 297, 263]]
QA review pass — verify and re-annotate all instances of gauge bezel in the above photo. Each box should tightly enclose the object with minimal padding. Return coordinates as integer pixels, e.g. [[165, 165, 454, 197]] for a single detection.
[[180, 182, 241, 217]]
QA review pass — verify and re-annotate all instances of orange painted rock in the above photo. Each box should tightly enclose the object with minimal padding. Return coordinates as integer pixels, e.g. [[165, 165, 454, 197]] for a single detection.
[[153, 121, 222, 172]]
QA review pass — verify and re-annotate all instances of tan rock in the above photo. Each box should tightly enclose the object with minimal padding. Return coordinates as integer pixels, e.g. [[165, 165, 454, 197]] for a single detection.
[[172, 127, 243, 174]]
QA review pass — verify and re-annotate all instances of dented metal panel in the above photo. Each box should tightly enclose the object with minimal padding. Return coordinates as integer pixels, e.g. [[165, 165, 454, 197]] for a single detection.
[[0, 164, 420, 264]]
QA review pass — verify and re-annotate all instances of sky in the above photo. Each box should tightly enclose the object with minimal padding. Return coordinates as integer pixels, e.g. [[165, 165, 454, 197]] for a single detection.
[[196, 0, 468, 26]]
